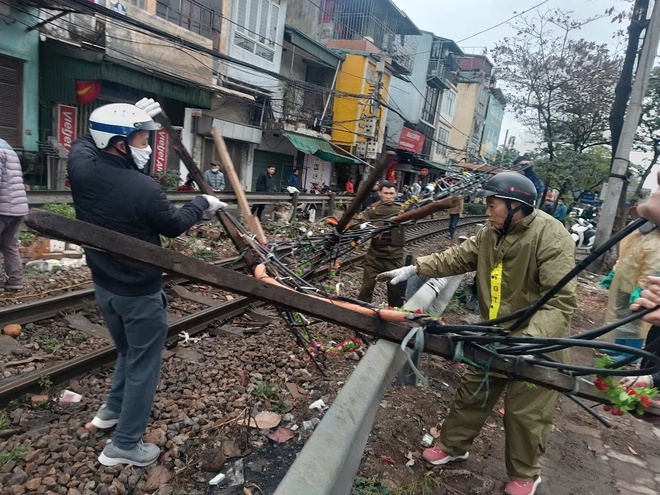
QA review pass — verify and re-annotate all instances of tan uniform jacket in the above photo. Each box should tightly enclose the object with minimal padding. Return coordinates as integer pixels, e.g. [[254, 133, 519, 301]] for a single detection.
[[355, 201, 405, 259], [416, 209, 577, 356]]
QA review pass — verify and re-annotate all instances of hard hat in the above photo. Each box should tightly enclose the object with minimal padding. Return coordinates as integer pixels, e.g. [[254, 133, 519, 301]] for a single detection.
[[89, 103, 160, 149], [477, 172, 537, 208]]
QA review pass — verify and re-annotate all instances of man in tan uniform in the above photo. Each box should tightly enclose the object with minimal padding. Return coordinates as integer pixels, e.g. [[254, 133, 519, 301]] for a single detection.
[[378, 172, 577, 495], [355, 181, 405, 307]]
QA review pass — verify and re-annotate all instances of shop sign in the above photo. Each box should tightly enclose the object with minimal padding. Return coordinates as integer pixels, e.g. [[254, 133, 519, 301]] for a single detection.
[[398, 127, 425, 154], [57, 104, 77, 152], [153, 128, 168, 175]]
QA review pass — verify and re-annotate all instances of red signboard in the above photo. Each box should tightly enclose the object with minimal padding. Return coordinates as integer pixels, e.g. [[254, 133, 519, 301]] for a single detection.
[[152, 128, 168, 175], [57, 104, 77, 152], [397, 127, 425, 154]]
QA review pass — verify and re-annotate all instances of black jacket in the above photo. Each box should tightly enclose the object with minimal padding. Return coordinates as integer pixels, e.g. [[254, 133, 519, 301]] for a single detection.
[[67, 135, 207, 296], [256, 171, 275, 192]]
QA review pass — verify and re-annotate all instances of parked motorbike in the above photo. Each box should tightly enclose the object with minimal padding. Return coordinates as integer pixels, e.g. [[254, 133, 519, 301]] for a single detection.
[[570, 217, 596, 250]]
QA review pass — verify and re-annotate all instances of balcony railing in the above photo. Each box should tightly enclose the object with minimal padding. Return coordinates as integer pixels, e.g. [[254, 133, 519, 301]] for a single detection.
[[427, 60, 456, 90]]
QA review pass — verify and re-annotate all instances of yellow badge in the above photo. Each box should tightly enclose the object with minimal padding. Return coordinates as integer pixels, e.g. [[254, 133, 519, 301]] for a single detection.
[[489, 262, 503, 320]]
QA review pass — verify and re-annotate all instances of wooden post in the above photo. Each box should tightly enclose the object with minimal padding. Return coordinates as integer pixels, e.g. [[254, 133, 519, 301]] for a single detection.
[[289, 191, 299, 223], [211, 127, 267, 244]]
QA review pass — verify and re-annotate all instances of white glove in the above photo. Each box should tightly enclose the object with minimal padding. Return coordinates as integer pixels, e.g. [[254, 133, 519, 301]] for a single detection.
[[359, 222, 371, 230], [201, 195, 227, 214], [376, 265, 417, 285], [619, 375, 654, 388], [135, 97, 162, 118]]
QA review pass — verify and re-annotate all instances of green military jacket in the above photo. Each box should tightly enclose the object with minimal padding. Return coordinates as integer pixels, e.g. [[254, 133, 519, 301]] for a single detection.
[[355, 201, 405, 259], [416, 210, 577, 360]]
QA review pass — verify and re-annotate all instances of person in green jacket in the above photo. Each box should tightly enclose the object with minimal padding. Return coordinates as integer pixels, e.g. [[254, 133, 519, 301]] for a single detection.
[[378, 172, 577, 495], [355, 181, 406, 307]]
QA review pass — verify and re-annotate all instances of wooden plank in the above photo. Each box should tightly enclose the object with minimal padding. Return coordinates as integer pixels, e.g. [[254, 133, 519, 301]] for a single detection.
[[212, 127, 267, 243], [24, 210, 659, 413]]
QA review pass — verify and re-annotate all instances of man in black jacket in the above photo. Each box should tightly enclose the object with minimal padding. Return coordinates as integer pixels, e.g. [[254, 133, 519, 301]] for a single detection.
[[251, 165, 276, 221], [68, 100, 223, 467]]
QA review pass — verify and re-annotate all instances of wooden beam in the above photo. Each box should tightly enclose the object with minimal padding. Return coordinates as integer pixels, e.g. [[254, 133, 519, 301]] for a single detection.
[[24, 210, 658, 414], [211, 127, 267, 243]]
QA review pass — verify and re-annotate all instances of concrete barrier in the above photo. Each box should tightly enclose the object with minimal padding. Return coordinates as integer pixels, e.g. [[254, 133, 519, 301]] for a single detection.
[[274, 339, 412, 495]]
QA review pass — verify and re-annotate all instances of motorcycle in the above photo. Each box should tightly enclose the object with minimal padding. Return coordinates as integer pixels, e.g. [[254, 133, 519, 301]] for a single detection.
[[570, 217, 596, 250]]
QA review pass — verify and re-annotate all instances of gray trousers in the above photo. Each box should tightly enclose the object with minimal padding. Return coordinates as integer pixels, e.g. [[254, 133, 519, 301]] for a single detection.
[[0, 215, 23, 285], [94, 284, 168, 450]]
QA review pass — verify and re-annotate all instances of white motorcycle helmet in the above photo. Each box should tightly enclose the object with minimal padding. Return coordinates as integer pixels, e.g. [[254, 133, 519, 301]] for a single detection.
[[89, 103, 160, 149]]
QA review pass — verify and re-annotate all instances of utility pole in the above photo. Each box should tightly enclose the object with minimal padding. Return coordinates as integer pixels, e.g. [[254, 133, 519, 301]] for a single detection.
[[592, 0, 660, 269]]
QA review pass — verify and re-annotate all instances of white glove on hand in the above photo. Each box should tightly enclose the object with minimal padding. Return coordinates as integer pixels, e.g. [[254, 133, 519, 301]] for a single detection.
[[359, 222, 371, 230], [201, 195, 227, 214], [619, 375, 654, 388], [376, 265, 417, 285], [135, 97, 162, 118]]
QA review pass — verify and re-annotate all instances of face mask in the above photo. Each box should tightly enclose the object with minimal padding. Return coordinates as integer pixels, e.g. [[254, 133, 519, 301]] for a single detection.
[[212, 168, 219, 173], [130, 145, 152, 170]]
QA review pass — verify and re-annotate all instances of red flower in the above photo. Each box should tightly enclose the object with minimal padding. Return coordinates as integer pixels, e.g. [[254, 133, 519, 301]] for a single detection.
[[387, 306, 393, 310], [640, 395, 652, 409], [415, 309, 422, 314], [594, 377, 608, 391], [626, 387, 638, 396]]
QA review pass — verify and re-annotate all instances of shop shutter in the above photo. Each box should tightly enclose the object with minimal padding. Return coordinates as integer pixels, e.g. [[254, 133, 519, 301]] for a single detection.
[[0, 56, 23, 148]]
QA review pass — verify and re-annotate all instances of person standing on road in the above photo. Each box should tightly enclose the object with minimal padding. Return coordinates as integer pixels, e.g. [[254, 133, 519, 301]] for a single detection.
[[553, 198, 567, 222], [203, 161, 225, 192], [355, 181, 406, 307], [378, 172, 577, 495], [288, 168, 300, 189], [447, 195, 464, 239], [251, 165, 276, 221], [0, 139, 28, 291], [68, 100, 224, 468]]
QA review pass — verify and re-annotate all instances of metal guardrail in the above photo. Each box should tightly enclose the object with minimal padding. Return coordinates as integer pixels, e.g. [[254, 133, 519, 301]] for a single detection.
[[26, 191, 345, 208]]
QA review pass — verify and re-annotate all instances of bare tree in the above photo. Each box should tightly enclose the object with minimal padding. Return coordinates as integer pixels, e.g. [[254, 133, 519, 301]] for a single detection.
[[493, 9, 621, 160]]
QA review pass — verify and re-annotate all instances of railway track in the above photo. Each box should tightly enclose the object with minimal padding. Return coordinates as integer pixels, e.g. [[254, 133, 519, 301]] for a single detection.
[[0, 216, 486, 405]]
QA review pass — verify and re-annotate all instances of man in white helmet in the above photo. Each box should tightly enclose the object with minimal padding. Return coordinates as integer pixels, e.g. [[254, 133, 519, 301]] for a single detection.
[[68, 99, 224, 467]]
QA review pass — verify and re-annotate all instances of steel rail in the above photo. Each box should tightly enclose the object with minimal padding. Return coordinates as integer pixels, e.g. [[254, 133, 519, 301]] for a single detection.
[[0, 216, 485, 404]]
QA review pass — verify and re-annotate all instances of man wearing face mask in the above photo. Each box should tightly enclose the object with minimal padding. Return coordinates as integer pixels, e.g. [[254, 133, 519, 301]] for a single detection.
[[203, 161, 225, 192], [67, 100, 225, 468]]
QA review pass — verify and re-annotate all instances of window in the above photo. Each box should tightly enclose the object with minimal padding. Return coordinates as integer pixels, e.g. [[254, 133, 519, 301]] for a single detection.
[[0, 55, 23, 148], [156, 0, 221, 41], [435, 127, 450, 157], [421, 86, 439, 124], [234, 0, 280, 62], [439, 90, 456, 122]]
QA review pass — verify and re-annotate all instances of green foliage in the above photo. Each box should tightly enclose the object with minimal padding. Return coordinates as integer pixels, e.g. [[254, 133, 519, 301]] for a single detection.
[[352, 476, 392, 495], [154, 170, 182, 191], [71, 331, 89, 343], [268, 398, 291, 414], [463, 203, 486, 216], [0, 445, 28, 468], [190, 248, 213, 261], [445, 291, 466, 315], [41, 203, 76, 219], [533, 147, 610, 201], [0, 413, 10, 430], [38, 338, 58, 352], [252, 381, 278, 399], [38, 375, 53, 389], [18, 230, 37, 246]]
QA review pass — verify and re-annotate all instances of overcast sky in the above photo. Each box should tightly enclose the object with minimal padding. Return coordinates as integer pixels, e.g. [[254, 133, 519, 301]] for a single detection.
[[392, 0, 624, 149]]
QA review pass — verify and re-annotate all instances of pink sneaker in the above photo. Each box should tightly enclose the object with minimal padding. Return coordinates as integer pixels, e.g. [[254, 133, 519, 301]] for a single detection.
[[505, 477, 542, 495], [422, 444, 469, 465]]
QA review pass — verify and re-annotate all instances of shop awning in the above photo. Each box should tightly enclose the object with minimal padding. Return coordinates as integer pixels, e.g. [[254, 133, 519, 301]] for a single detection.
[[283, 132, 359, 163]]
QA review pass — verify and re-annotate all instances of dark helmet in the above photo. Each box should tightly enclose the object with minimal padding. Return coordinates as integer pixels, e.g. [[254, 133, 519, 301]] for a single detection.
[[478, 172, 537, 208]]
